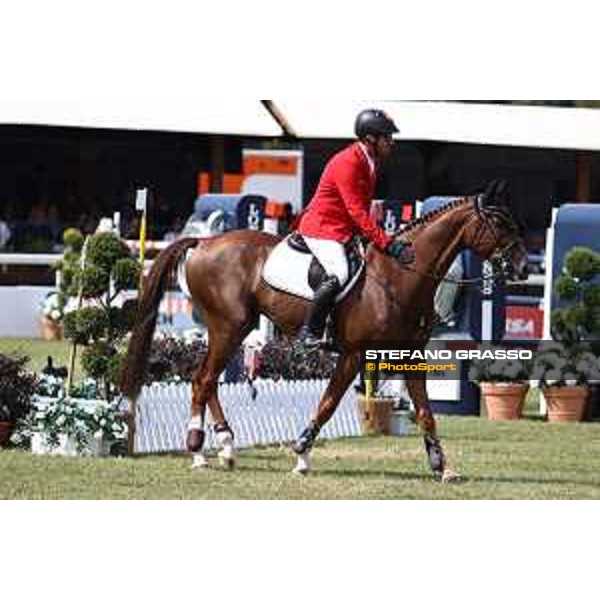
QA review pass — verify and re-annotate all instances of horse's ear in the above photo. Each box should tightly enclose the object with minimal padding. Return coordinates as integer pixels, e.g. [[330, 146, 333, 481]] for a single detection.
[[481, 180, 499, 206], [482, 178, 511, 207], [494, 179, 511, 206]]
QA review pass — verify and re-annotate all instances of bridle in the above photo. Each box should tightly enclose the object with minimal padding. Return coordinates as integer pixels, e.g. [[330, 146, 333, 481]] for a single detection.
[[471, 194, 523, 280], [392, 195, 523, 288]]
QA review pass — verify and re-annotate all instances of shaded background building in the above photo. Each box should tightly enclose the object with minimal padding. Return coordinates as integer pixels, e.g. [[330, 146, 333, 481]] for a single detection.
[[1, 100, 599, 256]]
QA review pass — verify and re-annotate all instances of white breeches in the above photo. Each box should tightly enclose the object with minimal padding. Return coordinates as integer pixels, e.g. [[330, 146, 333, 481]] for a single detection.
[[302, 236, 349, 286]]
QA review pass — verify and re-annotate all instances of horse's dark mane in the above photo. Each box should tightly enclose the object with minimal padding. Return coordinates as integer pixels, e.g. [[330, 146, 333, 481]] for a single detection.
[[399, 196, 472, 242]]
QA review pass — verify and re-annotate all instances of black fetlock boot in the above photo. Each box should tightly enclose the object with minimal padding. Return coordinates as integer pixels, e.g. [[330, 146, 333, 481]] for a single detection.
[[296, 276, 341, 348]]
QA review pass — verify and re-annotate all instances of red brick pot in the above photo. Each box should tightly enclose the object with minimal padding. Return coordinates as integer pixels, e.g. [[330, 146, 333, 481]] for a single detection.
[[544, 386, 589, 423], [481, 383, 528, 421]]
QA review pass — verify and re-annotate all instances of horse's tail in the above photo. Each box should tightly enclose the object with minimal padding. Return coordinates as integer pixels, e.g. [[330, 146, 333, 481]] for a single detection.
[[119, 237, 201, 401]]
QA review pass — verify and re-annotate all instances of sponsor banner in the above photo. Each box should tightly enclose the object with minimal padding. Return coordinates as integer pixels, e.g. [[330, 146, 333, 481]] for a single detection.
[[505, 305, 544, 340], [360, 340, 600, 383]]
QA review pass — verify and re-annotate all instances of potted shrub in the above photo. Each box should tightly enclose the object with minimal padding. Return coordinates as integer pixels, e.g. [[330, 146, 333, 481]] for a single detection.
[[531, 343, 599, 422], [62, 230, 141, 401], [469, 352, 530, 420], [0, 354, 37, 446], [26, 229, 140, 456], [542, 246, 600, 422]]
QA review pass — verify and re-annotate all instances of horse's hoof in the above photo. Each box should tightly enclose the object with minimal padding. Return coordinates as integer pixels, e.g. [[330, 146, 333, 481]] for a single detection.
[[191, 454, 209, 470], [441, 470, 462, 484], [292, 466, 310, 476], [292, 452, 311, 476]]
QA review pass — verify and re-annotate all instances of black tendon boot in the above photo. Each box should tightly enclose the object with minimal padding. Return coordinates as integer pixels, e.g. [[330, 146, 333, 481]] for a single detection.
[[296, 275, 341, 348]]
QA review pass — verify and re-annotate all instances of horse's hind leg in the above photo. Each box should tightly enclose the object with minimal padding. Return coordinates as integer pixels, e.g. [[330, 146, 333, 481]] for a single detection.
[[292, 352, 359, 475], [188, 356, 210, 468], [187, 321, 251, 470], [405, 373, 461, 483]]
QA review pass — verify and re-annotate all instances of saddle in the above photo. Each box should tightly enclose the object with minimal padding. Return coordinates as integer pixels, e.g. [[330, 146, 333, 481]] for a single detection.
[[261, 233, 366, 302]]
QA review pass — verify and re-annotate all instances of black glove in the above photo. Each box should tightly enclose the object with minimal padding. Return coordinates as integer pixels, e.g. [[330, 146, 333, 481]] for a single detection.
[[386, 239, 416, 264], [386, 238, 407, 259]]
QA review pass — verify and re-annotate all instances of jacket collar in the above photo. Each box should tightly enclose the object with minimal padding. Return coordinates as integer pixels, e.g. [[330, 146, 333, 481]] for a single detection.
[[357, 142, 376, 177]]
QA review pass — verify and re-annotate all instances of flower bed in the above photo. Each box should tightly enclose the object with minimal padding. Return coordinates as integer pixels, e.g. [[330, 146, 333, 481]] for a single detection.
[[28, 396, 128, 456]]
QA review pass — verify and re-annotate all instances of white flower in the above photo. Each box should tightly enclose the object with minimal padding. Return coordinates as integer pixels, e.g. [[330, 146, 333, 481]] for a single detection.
[[93, 430, 103, 440]]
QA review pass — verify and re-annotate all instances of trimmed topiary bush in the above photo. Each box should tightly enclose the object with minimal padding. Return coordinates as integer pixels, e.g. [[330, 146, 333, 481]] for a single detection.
[[553, 246, 600, 344], [86, 232, 130, 273], [113, 258, 142, 292], [62, 231, 141, 400]]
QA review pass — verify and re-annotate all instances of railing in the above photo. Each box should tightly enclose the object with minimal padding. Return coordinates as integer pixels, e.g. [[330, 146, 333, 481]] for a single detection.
[[133, 380, 363, 453]]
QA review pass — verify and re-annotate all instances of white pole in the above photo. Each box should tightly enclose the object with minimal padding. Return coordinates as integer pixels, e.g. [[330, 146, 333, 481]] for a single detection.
[[542, 208, 558, 341], [481, 260, 495, 341], [540, 208, 558, 416]]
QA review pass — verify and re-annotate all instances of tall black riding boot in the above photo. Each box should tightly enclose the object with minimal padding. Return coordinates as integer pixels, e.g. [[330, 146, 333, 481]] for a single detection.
[[297, 275, 341, 348]]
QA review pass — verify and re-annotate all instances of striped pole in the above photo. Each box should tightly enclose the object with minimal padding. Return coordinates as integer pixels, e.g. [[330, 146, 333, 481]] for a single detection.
[[129, 188, 149, 454], [136, 188, 148, 290]]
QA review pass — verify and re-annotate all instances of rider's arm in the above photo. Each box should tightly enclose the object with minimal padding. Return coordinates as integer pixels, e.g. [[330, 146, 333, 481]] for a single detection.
[[336, 164, 392, 251]]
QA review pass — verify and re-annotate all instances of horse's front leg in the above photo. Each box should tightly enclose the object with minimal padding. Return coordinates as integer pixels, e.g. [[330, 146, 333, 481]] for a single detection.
[[292, 351, 359, 475], [405, 373, 461, 483]]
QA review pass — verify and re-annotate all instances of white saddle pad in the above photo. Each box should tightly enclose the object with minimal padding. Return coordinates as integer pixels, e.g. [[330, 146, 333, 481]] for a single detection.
[[262, 235, 365, 302]]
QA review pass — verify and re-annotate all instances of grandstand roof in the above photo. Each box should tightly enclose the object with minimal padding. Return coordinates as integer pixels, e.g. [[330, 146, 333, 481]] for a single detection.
[[0, 98, 283, 137], [3, 99, 600, 151], [271, 100, 600, 151]]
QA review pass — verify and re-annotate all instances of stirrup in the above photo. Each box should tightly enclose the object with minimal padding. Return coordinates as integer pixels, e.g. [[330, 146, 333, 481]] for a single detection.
[[296, 326, 324, 348]]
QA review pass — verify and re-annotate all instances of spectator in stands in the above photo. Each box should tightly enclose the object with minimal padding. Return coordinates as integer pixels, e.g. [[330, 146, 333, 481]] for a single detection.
[[46, 203, 62, 243], [77, 211, 99, 235], [124, 215, 141, 240], [163, 216, 184, 242]]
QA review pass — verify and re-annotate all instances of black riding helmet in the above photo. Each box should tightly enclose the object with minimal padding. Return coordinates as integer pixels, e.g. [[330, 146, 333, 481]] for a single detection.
[[355, 109, 399, 139]]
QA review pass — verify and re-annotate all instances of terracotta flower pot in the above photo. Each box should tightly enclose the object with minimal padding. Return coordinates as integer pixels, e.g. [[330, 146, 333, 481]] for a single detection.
[[481, 383, 528, 421], [0, 421, 14, 447], [544, 386, 589, 423], [40, 317, 63, 341], [357, 395, 395, 435]]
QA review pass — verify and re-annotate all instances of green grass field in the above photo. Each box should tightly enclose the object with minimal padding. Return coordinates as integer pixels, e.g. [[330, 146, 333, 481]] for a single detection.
[[1, 338, 598, 499], [0, 338, 82, 378], [2, 416, 600, 499]]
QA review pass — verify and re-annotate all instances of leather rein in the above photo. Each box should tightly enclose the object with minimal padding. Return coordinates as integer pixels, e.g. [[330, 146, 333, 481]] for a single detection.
[[391, 195, 522, 289]]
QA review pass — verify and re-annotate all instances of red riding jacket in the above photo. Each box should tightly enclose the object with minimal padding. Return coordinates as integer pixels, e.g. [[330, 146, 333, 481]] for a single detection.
[[296, 142, 392, 251]]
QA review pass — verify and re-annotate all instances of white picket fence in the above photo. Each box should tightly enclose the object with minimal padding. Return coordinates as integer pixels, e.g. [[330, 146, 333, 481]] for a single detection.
[[134, 379, 363, 454]]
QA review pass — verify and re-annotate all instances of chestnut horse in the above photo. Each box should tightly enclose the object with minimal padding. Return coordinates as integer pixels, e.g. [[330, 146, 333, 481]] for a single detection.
[[120, 180, 528, 481]]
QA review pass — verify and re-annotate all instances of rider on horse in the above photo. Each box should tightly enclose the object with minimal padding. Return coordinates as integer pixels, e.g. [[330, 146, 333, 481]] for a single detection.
[[295, 108, 409, 347]]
